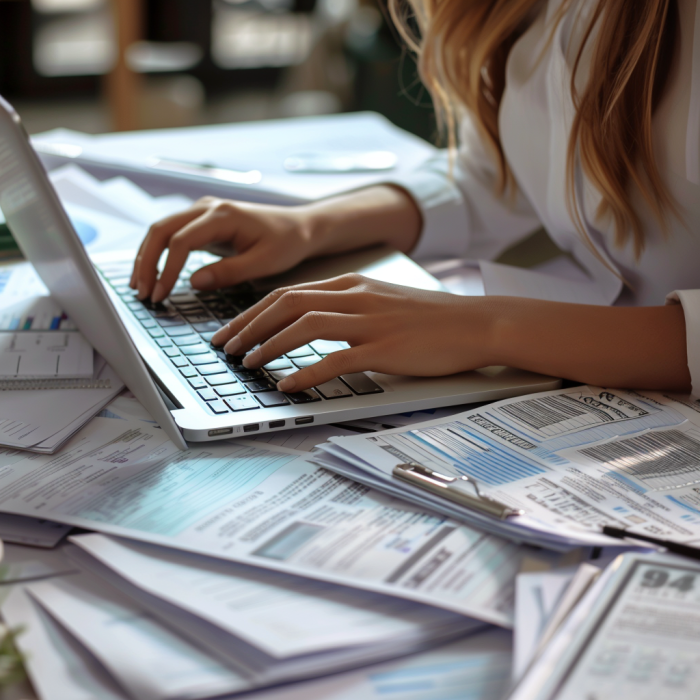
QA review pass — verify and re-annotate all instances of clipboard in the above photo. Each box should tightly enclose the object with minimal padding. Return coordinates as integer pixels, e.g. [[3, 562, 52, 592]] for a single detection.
[[392, 462, 523, 520]]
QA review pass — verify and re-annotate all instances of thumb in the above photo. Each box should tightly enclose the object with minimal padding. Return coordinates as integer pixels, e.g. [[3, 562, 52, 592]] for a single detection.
[[190, 248, 273, 289]]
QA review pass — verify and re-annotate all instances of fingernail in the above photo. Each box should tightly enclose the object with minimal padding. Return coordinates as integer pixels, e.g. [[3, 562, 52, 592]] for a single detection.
[[278, 377, 296, 392], [242, 348, 260, 368], [137, 281, 148, 299], [224, 336, 242, 355], [151, 282, 165, 303], [191, 269, 215, 290]]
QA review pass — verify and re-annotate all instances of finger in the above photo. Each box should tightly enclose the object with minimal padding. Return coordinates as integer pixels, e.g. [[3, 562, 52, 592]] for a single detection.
[[211, 274, 365, 348], [133, 207, 209, 298], [189, 247, 275, 291], [240, 311, 360, 367], [151, 210, 241, 302], [277, 348, 365, 393], [226, 290, 358, 355]]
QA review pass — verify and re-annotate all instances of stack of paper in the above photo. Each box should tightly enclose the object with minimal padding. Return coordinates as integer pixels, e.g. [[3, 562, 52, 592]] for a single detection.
[[0, 539, 512, 700], [312, 385, 700, 550]]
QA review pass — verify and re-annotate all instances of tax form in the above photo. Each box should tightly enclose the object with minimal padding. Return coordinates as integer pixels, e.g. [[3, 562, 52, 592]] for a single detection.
[[0, 415, 527, 626], [508, 554, 700, 700], [316, 386, 700, 548]]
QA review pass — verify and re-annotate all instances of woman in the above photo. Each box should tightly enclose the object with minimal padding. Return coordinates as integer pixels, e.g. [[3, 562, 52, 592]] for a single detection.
[[130, 0, 700, 396]]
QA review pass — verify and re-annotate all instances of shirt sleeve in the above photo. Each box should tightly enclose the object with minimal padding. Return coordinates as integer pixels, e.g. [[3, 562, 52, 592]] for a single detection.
[[666, 289, 700, 397], [389, 114, 543, 261]]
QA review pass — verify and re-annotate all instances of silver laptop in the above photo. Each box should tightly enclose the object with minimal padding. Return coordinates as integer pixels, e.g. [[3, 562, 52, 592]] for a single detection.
[[0, 95, 560, 449]]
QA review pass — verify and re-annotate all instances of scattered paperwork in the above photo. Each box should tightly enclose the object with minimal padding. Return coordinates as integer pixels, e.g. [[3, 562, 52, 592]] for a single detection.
[[1, 570, 511, 700], [33, 113, 436, 205], [0, 414, 532, 626], [0, 330, 93, 382], [0, 513, 70, 548], [509, 553, 700, 700], [69, 533, 474, 662], [315, 385, 700, 549]]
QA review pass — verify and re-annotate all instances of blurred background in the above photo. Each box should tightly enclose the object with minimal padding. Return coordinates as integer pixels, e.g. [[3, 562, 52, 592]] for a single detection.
[[0, 0, 436, 138]]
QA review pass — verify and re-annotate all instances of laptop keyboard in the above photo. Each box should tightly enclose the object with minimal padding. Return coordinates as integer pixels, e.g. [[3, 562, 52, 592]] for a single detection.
[[97, 259, 383, 417]]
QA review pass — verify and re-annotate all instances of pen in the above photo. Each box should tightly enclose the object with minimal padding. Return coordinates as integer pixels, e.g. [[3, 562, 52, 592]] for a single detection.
[[602, 525, 700, 562], [149, 158, 262, 185]]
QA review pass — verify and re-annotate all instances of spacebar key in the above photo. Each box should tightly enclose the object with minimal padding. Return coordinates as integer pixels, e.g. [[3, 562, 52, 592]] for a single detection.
[[341, 373, 383, 395], [316, 378, 353, 399]]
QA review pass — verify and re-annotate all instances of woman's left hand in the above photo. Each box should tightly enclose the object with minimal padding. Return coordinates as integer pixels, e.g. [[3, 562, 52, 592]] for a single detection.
[[210, 274, 495, 393]]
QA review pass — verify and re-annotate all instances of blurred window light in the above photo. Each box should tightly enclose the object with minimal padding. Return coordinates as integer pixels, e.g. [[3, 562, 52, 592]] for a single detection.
[[126, 42, 203, 73], [32, 0, 104, 13], [212, 9, 312, 68], [33, 13, 116, 76]]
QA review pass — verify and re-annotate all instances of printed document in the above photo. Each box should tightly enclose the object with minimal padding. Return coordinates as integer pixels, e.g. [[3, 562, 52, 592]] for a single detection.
[[509, 554, 700, 700], [0, 415, 526, 625], [317, 386, 700, 547]]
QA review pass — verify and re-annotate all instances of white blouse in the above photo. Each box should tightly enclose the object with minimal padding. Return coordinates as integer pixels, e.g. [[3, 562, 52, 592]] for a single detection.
[[394, 0, 700, 394]]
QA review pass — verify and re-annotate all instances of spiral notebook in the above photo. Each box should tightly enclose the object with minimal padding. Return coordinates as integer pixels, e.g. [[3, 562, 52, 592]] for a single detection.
[[0, 330, 101, 390]]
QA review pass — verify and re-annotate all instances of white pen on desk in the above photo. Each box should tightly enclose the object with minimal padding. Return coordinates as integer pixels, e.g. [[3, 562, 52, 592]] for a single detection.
[[149, 158, 262, 185]]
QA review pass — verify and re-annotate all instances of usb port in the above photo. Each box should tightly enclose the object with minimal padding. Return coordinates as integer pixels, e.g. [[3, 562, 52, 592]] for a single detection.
[[269, 420, 285, 429], [208, 427, 233, 437], [243, 423, 260, 432], [295, 417, 313, 425]]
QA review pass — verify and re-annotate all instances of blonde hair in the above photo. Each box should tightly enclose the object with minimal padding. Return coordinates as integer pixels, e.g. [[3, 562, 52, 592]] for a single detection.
[[388, 0, 679, 258]]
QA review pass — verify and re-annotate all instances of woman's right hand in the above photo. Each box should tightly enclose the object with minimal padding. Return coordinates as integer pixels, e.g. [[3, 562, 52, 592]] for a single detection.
[[130, 196, 318, 303]]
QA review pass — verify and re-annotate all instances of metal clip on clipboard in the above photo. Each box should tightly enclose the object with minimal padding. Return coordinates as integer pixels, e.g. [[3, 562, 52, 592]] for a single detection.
[[393, 462, 523, 520]]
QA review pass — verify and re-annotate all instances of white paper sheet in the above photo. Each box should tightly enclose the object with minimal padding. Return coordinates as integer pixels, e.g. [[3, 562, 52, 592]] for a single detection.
[[0, 513, 70, 548], [480, 260, 609, 305], [0, 415, 525, 626], [0, 542, 78, 583], [0, 584, 127, 700], [246, 628, 513, 700], [70, 533, 468, 659], [27, 571, 250, 700]]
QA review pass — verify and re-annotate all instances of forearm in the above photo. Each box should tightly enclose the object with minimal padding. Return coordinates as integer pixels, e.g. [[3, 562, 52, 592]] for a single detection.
[[487, 297, 691, 392], [302, 185, 422, 256]]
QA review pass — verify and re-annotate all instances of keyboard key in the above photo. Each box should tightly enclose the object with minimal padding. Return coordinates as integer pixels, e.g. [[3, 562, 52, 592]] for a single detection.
[[188, 377, 208, 389], [157, 317, 186, 328], [315, 378, 352, 399], [215, 384, 245, 397], [341, 373, 384, 395], [206, 373, 238, 386], [114, 285, 132, 295], [156, 337, 173, 348], [189, 353, 218, 366], [184, 313, 213, 324], [165, 325, 195, 337], [207, 400, 229, 415], [286, 345, 314, 358], [256, 391, 290, 408], [180, 344, 211, 356], [127, 301, 143, 311], [163, 347, 181, 357], [225, 395, 259, 411], [169, 294, 198, 304], [309, 340, 350, 355], [169, 356, 189, 368], [133, 310, 150, 321], [292, 355, 321, 368], [268, 368, 296, 382], [263, 358, 293, 371], [197, 388, 218, 401], [192, 320, 222, 333], [173, 334, 202, 347], [246, 378, 277, 392], [148, 327, 165, 339], [233, 368, 265, 381], [286, 389, 321, 404], [140, 319, 157, 329], [199, 331, 217, 343], [179, 366, 199, 378], [197, 362, 227, 376]]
